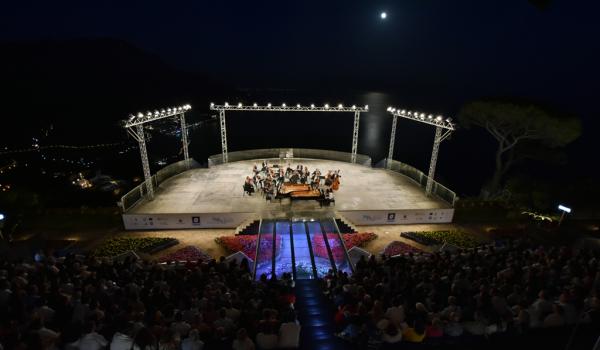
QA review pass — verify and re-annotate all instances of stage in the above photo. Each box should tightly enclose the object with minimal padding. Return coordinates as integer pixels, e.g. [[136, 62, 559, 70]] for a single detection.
[[122, 159, 454, 230]]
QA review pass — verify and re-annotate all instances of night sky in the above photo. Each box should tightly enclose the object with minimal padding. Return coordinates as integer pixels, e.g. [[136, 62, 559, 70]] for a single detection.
[[1, 0, 600, 197], [2, 1, 599, 106]]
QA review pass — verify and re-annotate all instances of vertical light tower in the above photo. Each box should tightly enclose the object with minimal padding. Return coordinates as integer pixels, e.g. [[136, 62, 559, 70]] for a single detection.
[[124, 104, 192, 201], [386, 107, 455, 196]]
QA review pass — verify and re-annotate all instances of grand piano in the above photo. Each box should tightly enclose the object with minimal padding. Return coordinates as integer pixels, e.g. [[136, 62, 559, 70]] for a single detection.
[[276, 182, 333, 205]]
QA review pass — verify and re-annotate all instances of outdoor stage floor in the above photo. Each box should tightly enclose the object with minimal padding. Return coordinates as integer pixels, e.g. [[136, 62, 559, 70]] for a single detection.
[[128, 159, 449, 215]]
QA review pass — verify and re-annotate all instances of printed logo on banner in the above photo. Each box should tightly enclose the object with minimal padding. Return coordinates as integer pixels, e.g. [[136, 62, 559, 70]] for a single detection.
[[211, 216, 233, 224], [361, 215, 375, 222], [387, 213, 396, 222], [192, 216, 201, 225]]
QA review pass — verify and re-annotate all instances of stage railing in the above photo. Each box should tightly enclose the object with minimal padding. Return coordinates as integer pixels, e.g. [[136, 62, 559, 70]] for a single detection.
[[382, 158, 457, 206], [120, 159, 199, 212], [208, 148, 372, 167]]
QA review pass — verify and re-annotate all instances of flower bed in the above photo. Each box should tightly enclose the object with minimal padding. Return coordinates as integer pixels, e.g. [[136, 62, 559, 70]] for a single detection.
[[382, 241, 422, 256], [92, 237, 178, 257], [400, 231, 439, 246], [312, 232, 377, 262], [215, 235, 281, 260], [342, 232, 377, 249], [158, 246, 212, 263], [401, 230, 481, 248]]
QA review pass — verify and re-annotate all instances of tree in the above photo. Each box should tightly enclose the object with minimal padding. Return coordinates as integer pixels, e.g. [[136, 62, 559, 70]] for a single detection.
[[459, 101, 581, 198]]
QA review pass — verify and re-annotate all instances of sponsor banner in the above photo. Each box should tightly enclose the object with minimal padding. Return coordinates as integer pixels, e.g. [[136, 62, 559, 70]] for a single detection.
[[122, 212, 254, 230], [339, 208, 454, 225]]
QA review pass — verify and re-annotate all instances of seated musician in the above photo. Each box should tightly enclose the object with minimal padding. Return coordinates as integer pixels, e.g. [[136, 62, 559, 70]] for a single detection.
[[243, 177, 254, 195]]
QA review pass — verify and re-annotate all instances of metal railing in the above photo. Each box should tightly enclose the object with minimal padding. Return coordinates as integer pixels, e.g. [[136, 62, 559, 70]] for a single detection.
[[120, 159, 200, 212], [208, 148, 372, 167], [381, 158, 457, 206]]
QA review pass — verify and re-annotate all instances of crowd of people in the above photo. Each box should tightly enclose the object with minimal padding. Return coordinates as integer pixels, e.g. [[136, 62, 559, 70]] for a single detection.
[[0, 255, 301, 350], [322, 239, 600, 348], [243, 160, 340, 202]]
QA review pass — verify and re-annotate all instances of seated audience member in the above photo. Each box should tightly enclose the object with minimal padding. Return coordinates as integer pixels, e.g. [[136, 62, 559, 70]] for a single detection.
[[381, 321, 402, 344], [74, 321, 108, 350], [181, 330, 204, 350], [402, 319, 426, 343], [232, 328, 255, 350], [278, 314, 300, 349]]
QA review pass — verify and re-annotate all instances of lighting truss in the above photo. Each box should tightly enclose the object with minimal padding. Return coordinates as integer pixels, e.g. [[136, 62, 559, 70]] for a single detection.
[[387, 107, 454, 130], [125, 104, 191, 128], [386, 106, 455, 196], [209, 102, 368, 164], [210, 102, 368, 113], [123, 104, 192, 201]]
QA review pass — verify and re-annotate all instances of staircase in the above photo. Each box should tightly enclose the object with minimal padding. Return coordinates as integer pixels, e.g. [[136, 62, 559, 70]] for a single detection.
[[295, 280, 345, 350], [335, 217, 357, 234], [235, 219, 260, 235]]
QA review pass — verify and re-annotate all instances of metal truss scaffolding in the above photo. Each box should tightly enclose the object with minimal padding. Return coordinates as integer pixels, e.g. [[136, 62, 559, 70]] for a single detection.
[[210, 103, 369, 164], [124, 104, 192, 200], [386, 107, 454, 196]]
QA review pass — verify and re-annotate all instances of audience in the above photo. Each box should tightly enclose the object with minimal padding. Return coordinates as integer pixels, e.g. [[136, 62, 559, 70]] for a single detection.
[[324, 239, 600, 346], [0, 254, 298, 349]]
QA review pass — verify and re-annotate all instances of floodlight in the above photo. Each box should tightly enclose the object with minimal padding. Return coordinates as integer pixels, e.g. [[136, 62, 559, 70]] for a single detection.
[[253, 103, 258, 107], [352, 105, 356, 109], [558, 205, 572, 213], [282, 103, 286, 107], [238, 103, 242, 107], [267, 103, 272, 107], [311, 104, 315, 108], [225, 102, 229, 107], [297, 104, 301, 108], [210, 102, 214, 107], [436, 116, 442, 121], [365, 105, 369, 109], [0, 213, 4, 221], [325, 104, 329, 109], [338, 104, 343, 108]]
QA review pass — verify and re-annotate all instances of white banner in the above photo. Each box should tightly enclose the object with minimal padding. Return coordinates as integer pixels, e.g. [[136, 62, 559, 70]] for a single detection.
[[339, 208, 454, 225], [122, 212, 254, 230]]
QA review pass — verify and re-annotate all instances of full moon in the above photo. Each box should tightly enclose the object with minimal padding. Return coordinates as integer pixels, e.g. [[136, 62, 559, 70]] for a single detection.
[[380, 12, 387, 19]]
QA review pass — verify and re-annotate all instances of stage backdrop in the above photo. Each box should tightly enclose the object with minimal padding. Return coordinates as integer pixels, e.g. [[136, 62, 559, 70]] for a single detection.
[[122, 212, 255, 230], [338, 208, 454, 225]]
